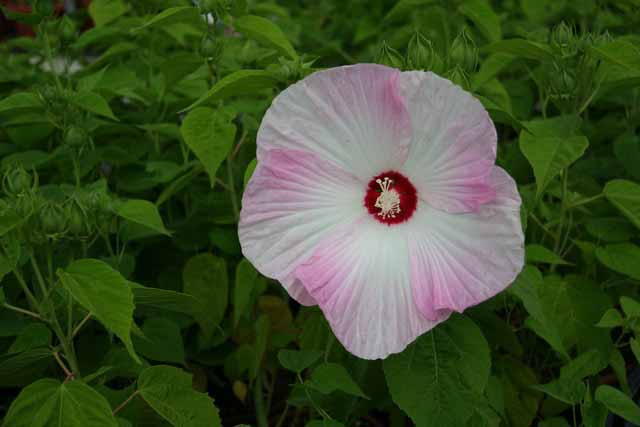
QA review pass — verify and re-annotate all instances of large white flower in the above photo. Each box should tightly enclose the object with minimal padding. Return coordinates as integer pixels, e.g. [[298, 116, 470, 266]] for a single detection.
[[239, 64, 524, 359]]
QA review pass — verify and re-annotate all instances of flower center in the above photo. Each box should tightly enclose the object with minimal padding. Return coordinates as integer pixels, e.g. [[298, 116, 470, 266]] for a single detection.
[[364, 171, 417, 225]]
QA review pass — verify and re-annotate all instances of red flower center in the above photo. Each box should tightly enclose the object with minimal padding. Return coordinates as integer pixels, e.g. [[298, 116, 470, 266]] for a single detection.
[[364, 171, 417, 225]]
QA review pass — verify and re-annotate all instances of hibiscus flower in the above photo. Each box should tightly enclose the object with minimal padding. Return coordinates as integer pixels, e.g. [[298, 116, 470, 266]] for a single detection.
[[239, 64, 524, 360]]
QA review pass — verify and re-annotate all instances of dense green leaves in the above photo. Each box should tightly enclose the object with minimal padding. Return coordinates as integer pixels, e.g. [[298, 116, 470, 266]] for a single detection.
[[595, 243, 640, 280], [595, 385, 640, 424], [278, 349, 322, 374], [3, 379, 117, 427], [180, 108, 237, 187], [383, 315, 490, 427], [114, 199, 170, 236], [310, 363, 367, 398]]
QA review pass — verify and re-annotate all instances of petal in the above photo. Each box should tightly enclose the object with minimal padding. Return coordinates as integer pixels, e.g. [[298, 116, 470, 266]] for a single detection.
[[409, 167, 524, 320], [295, 218, 447, 359], [258, 64, 412, 181], [238, 149, 364, 304], [399, 71, 497, 213]]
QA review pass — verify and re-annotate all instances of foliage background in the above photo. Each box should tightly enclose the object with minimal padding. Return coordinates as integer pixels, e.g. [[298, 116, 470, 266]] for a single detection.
[[0, 0, 639, 426]]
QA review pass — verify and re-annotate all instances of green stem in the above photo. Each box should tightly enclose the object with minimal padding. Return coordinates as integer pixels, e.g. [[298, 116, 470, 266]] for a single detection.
[[30, 254, 49, 299], [113, 390, 139, 415], [41, 24, 63, 92], [567, 193, 604, 210], [297, 373, 332, 420], [275, 403, 289, 427], [51, 317, 81, 378], [254, 372, 269, 427], [3, 303, 43, 320], [226, 157, 240, 221], [12, 268, 40, 313]]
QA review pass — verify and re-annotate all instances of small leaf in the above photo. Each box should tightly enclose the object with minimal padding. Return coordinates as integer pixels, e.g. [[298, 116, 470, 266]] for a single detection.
[[595, 385, 640, 425], [532, 379, 585, 405], [8, 323, 51, 353], [620, 296, 640, 318], [234, 14, 297, 59], [0, 92, 43, 114], [631, 339, 640, 364], [180, 108, 237, 188], [88, 0, 130, 27], [595, 243, 640, 280], [483, 39, 553, 61], [244, 158, 257, 187], [3, 378, 117, 427], [234, 258, 259, 327], [0, 208, 25, 237], [595, 309, 624, 328], [70, 92, 118, 121], [137, 365, 221, 427], [520, 131, 588, 197], [384, 0, 437, 23], [278, 349, 322, 374], [525, 244, 570, 265], [182, 70, 279, 112], [604, 180, 640, 230], [130, 284, 201, 317], [58, 259, 138, 363], [133, 6, 202, 32], [310, 363, 368, 398], [115, 199, 170, 236], [183, 254, 228, 341], [458, 0, 501, 42]]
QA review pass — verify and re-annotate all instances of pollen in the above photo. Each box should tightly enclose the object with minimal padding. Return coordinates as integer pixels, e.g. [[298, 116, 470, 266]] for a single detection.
[[374, 177, 401, 219]]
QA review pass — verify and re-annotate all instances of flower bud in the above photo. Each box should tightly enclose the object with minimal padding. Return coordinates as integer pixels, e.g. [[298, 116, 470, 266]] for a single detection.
[[59, 16, 76, 42], [66, 200, 91, 237], [39, 202, 67, 237], [551, 22, 574, 54], [201, 34, 225, 63], [448, 28, 478, 72], [64, 126, 89, 148], [446, 66, 471, 90], [407, 31, 443, 73], [3, 167, 33, 196], [376, 41, 404, 69]]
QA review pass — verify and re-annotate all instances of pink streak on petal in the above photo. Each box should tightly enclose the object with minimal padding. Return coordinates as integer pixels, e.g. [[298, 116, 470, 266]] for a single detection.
[[410, 166, 524, 319]]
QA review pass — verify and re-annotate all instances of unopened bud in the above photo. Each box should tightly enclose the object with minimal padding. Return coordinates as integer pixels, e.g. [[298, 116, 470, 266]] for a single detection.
[[407, 31, 443, 73], [201, 34, 225, 63], [446, 66, 471, 90], [449, 28, 478, 72], [59, 16, 77, 42], [376, 41, 404, 69]]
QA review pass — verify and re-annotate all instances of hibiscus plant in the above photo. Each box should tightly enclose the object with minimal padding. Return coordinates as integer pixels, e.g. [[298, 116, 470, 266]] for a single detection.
[[0, 0, 639, 426]]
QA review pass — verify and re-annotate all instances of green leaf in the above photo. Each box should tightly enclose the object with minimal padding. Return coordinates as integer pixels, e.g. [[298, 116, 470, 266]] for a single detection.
[[595, 309, 624, 328], [88, 0, 130, 27], [532, 379, 585, 404], [244, 158, 257, 187], [458, 0, 502, 42], [58, 259, 138, 363], [0, 348, 53, 387], [620, 296, 640, 318], [310, 363, 368, 398], [595, 385, 640, 425], [3, 378, 117, 427], [133, 6, 202, 32], [234, 258, 259, 327], [509, 267, 569, 358], [384, 0, 437, 23], [383, 315, 490, 427], [180, 108, 237, 187], [137, 365, 221, 426], [133, 317, 184, 364], [525, 244, 569, 265], [585, 218, 636, 243], [182, 254, 228, 341], [472, 53, 514, 90], [595, 243, 640, 280], [234, 15, 297, 59], [0, 92, 43, 114], [8, 323, 51, 353], [483, 39, 553, 61], [519, 131, 588, 197], [0, 208, 25, 237], [69, 92, 118, 121], [277, 349, 322, 374], [604, 180, 640, 230], [590, 40, 640, 74], [114, 199, 170, 236], [182, 70, 279, 112], [631, 339, 640, 364], [130, 284, 201, 317]]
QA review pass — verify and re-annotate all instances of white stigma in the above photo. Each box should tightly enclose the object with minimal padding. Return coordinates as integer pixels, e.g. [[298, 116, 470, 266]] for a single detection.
[[374, 177, 401, 220]]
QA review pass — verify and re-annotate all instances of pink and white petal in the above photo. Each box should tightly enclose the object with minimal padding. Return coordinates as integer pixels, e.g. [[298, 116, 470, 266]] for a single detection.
[[409, 167, 524, 320], [258, 64, 412, 181], [399, 71, 497, 213], [295, 218, 448, 360], [280, 275, 316, 306], [239, 149, 365, 305]]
